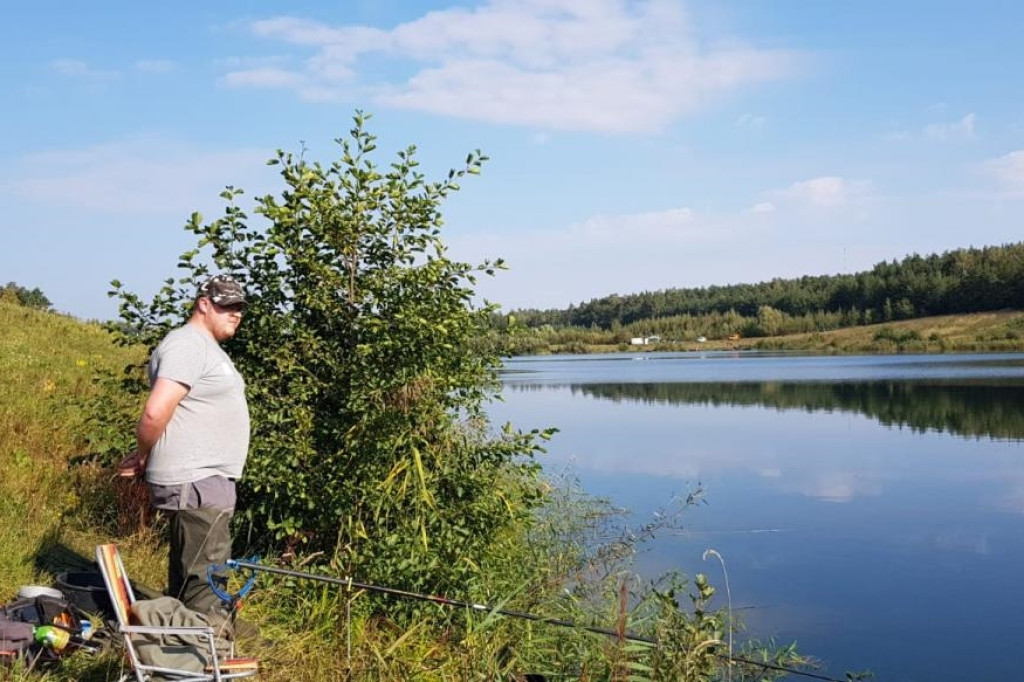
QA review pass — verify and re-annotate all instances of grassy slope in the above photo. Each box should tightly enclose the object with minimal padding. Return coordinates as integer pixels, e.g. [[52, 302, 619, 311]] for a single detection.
[[0, 301, 127, 594], [0, 301, 172, 680]]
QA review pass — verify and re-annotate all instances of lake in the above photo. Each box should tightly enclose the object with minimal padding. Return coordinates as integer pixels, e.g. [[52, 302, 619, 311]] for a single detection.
[[488, 351, 1024, 682]]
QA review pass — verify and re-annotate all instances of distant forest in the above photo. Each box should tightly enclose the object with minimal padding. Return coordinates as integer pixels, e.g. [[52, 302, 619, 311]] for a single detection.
[[511, 242, 1024, 332]]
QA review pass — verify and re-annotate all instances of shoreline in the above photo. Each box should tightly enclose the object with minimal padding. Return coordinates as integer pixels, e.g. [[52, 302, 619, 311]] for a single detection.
[[506, 310, 1024, 357]]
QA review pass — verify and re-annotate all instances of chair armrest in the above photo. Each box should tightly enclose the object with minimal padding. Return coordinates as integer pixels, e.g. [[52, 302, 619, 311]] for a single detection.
[[208, 657, 259, 672], [120, 624, 216, 637]]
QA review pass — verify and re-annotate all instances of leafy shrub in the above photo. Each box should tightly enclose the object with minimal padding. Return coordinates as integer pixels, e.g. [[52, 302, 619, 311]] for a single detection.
[[872, 326, 921, 345], [96, 113, 552, 597]]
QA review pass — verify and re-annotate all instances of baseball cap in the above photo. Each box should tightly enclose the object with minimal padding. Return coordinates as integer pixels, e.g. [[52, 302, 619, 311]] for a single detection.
[[197, 274, 246, 306]]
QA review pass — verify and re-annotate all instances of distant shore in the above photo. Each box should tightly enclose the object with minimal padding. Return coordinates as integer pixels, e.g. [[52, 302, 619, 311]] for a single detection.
[[525, 310, 1024, 356]]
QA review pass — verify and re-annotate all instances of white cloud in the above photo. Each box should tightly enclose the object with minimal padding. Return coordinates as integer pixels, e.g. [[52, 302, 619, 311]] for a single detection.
[[226, 0, 800, 133], [786, 471, 882, 503], [768, 176, 872, 209], [216, 55, 291, 69], [512, 398, 887, 503], [222, 67, 308, 90], [886, 112, 976, 142], [883, 130, 913, 142], [736, 113, 766, 129], [249, 16, 372, 48], [135, 59, 176, 73], [449, 172, 897, 311], [449, 201, 776, 309], [3, 137, 271, 215], [923, 113, 976, 141], [574, 207, 697, 243], [982, 148, 1024, 196], [49, 59, 120, 81]]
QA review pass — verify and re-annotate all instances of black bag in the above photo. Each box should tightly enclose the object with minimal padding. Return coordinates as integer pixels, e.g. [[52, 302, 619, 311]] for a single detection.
[[0, 594, 87, 663]]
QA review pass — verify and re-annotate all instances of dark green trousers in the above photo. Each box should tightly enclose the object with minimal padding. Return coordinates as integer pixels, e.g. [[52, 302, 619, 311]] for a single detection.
[[167, 507, 233, 615]]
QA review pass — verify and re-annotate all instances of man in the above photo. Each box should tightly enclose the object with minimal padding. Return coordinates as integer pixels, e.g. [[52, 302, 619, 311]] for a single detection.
[[118, 274, 250, 621]]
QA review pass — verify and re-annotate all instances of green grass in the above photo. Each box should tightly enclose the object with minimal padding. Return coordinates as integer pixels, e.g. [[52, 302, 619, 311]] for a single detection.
[[0, 303, 134, 594], [0, 302, 140, 680], [745, 310, 1024, 353]]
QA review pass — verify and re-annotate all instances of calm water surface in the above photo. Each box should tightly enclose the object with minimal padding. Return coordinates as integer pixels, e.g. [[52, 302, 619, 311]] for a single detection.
[[489, 352, 1024, 682]]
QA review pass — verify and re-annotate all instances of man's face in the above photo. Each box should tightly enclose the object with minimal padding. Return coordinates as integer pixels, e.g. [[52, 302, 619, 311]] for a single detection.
[[209, 301, 245, 341]]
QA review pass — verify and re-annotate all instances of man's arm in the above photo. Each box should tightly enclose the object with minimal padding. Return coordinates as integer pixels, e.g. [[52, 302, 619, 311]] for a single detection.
[[117, 378, 189, 477]]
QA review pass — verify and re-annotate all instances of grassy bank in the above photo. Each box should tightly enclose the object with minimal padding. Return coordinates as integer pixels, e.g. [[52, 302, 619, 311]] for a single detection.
[[541, 310, 1024, 355], [0, 302, 142, 595], [0, 301, 167, 679]]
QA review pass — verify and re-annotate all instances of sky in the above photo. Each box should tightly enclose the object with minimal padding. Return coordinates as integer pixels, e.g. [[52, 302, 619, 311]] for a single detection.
[[2, 0, 1023, 321]]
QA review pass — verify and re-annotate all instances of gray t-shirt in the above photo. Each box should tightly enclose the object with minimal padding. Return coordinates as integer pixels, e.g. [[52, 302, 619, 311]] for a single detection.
[[145, 323, 250, 485]]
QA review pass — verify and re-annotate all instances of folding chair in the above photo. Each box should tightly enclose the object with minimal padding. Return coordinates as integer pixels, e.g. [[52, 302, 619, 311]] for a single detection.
[[95, 544, 257, 682]]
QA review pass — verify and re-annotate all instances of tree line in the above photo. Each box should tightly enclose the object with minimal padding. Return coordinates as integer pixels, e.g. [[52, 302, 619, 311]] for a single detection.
[[510, 242, 1024, 332], [1, 281, 51, 310]]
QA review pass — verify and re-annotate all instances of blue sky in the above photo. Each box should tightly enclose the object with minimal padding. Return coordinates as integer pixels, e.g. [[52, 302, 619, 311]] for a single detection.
[[3, 1, 1023, 320]]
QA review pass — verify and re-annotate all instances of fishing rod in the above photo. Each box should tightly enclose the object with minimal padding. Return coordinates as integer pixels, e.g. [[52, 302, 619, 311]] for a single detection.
[[217, 558, 854, 682]]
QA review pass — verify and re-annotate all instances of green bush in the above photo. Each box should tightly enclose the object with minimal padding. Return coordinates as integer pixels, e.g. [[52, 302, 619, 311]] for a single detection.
[[872, 326, 921, 345], [99, 113, 552, 598], [1, 281, 51, 310]]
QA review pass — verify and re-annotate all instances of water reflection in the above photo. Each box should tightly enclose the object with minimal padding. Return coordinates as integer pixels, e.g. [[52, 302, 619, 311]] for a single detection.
[[490, 354, 1024, 680], [533, 380, 1024, 440], [499, 382, 1024, 508]]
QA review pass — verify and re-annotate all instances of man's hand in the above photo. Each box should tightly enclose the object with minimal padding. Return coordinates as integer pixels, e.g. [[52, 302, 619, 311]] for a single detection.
[[117, 449, 146, 478]]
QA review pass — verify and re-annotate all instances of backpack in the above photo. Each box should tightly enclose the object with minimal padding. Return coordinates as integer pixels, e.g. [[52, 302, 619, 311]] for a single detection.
[[0, 594, 91, 663]]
